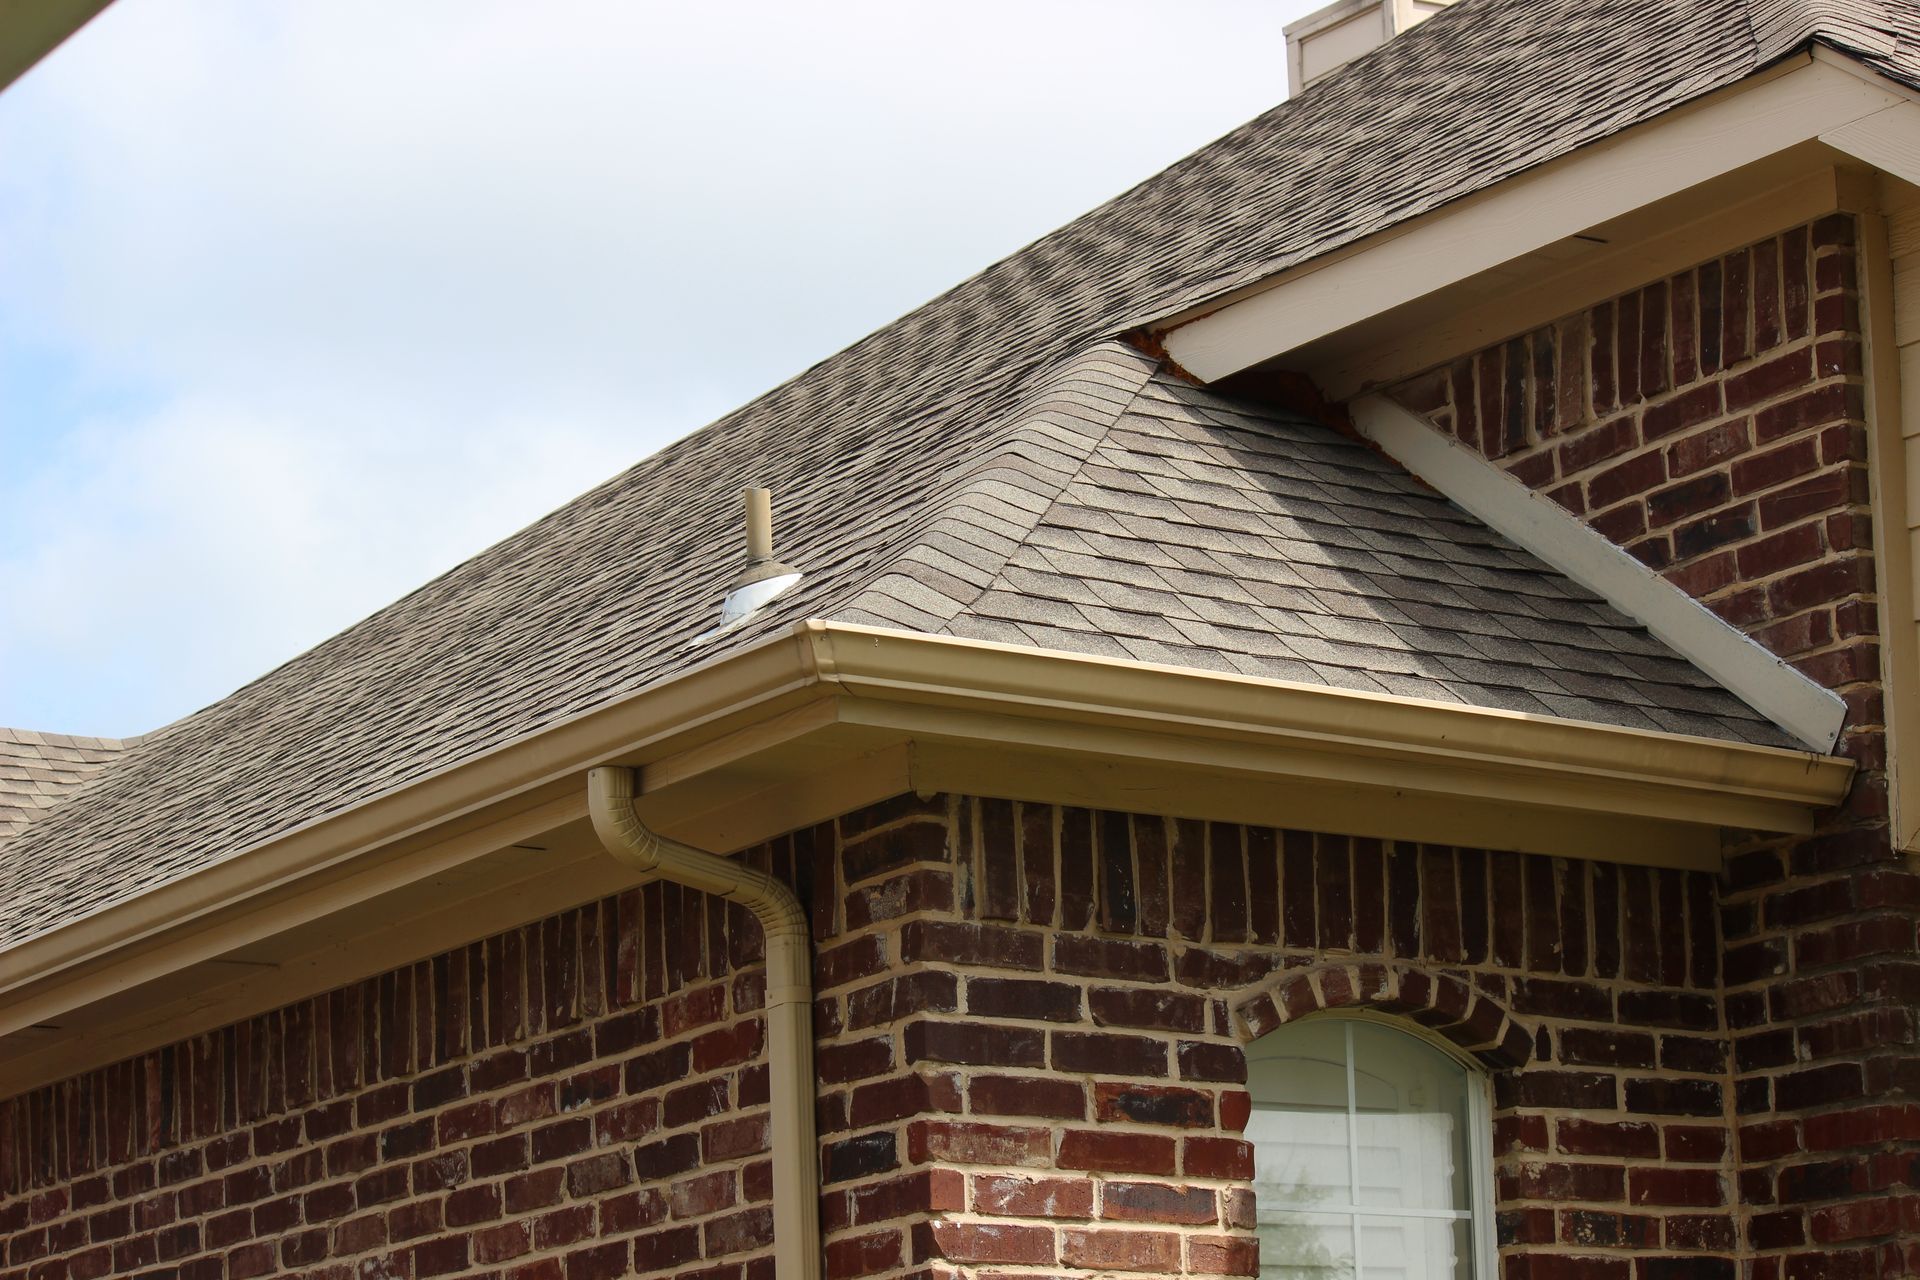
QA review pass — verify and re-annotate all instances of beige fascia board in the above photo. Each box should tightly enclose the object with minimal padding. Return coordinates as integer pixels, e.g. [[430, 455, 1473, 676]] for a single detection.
[[1349, 395, 1849, 753], [1822, 98, 1920, 188], [0, 786, 590, 1041], [1157, 56, 1903, 382], [1811, 43, 1920, 108], [0, 630, 832, 1010], [1311, 159, 1848, 400], [1861, 176, 1920, 851], [866, 700, 1809, 849], [801, 622, 1852, 822], [908, 738, 1722, 868], [0, 834, 641, 1093]]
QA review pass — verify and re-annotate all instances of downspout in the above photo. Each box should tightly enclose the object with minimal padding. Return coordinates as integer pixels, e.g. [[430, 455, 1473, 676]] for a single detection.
[[587, 766, 821, 1280]]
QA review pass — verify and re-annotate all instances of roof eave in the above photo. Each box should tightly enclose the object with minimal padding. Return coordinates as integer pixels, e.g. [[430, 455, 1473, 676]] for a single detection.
[[0, 620, 1854, 1092], [4, 619, 1855, 1003]]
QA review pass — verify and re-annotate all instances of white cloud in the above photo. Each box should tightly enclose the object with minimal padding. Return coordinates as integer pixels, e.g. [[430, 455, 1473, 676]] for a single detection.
[[0, 0, 1312, 735]]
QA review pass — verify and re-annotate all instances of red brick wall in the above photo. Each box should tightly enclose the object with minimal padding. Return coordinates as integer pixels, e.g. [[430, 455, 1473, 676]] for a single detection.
[[806, 796, 1737, 1280], [3, 797, 1741, 1280], [1393, 214, 1920, 1278], [0, 844, 811, 1280]]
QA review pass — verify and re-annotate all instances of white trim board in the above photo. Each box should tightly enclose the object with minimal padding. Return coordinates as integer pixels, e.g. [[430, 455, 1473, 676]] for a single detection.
[[1823, 100, 1920, 188], [1308, 160, 1847, 401], [1160, 58, 1907, 382], [1348, 395, 1849, 752]]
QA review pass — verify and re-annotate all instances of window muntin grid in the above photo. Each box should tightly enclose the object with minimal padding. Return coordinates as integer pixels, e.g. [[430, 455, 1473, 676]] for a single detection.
[[1246, 1016, 1497, 1280]]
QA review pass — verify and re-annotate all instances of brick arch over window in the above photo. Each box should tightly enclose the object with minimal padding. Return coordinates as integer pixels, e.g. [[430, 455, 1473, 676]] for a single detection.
[[1231, 961, 1534, 1069]]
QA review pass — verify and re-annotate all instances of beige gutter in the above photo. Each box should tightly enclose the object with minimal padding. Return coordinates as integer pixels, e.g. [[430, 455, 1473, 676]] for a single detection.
[[0, 621, 1853, 1008], [0, 621, 1856, 1094], [803, 624, 1852, 830], [588, 767, 820, 1280]]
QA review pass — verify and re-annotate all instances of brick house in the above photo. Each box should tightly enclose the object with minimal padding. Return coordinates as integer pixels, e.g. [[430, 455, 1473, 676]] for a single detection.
[[7, 0, 1920, 1276]]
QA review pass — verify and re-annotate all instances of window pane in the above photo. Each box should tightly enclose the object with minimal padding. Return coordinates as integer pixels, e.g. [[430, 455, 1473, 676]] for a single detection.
[[1248, 1106, 1352, 1211], [1246, 1018, 1484, 1280], [1247, 1018, 1351, 1210], [1259, 1211, 1355, 1280], [1357, 1215, 1473, 1280], [1350, 1021, 1472, 1213]]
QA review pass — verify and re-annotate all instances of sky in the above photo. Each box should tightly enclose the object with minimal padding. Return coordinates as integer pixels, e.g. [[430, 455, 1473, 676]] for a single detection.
[[0, 0, 1317, 739]]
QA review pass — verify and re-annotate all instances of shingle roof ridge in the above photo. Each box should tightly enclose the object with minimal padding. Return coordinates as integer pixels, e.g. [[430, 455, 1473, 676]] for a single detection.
[[0, 726, 130, 751], [0, 729, 133, 848], [832, 342, 1158, 635], [1744, 0, 1916, 68]]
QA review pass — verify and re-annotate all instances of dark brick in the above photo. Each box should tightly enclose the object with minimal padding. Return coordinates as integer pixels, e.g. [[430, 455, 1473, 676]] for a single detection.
[[1672, 505, 1756, 560], [1587, 450, 1665, 508], [903, 1021, 1043, 1068], [823, 1132, 897, 1185], [1052, 935, 1169, 982], [966, 978, 1082, 1023], [1647, 471, 1731, 526], [1093, 1083, 1214, 1128], [1558, 418, 1638, 473], [1052, 1031, 1169, 1078], [1641, 383, 1723, 441], [1176, 1041, 1247, 1084], [901, 921, 1042, 971], [841, 818, 950, 885], [1725, 346, 1812, 410], [1087, 987, 1206, 1033]]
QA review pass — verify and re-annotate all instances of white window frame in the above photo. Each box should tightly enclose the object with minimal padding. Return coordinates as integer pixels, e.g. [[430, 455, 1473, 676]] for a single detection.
[[1248, 1011, 1499, 1279]]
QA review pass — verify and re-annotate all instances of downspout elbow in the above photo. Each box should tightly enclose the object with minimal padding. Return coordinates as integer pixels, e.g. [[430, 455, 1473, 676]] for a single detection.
[[586, 766, 821, 1280], [588, 767, 811, 966]]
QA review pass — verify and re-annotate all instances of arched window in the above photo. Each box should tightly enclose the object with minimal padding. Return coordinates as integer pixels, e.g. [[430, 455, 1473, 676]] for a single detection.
[[1245, 1015, 1496, 1279]]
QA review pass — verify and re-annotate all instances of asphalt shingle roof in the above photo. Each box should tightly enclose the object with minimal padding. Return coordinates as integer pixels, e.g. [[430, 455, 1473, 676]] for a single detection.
[[903, 357, 1788, 745], [3, 0, 1904, 951], [0, 730, 130, 844]]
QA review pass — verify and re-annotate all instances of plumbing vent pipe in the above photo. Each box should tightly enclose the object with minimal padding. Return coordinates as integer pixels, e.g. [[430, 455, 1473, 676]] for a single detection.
[[739, 487, 790, 583], [698, 487, 803, 641]]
